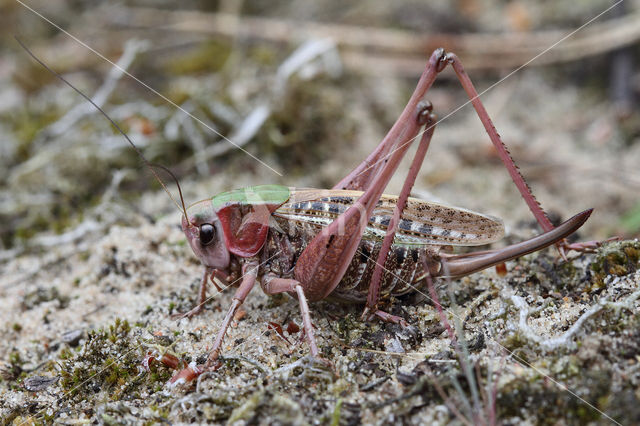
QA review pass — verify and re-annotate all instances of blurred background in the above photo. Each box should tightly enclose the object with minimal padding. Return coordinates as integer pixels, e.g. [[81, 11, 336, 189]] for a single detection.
[[1, 0, 640, 260]]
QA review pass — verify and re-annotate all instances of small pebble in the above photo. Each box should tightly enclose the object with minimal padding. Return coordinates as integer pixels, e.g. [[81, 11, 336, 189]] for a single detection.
[[23, 375, 59, 392], [61, 329, 84, 347]]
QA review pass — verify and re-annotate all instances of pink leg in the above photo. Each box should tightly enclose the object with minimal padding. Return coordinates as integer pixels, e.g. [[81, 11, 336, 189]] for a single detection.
[[335, 50, 595, 264], [560, 236, 620, 252], [297, 49, 594, 314], [169, 262, 258, 385], [336, 50, 553, 234], [262, 275, 319, 357], [171, 267, 211, 319], [171, 267, 231, 319], [294, 100, 434, 303], [292, 52, 450, 304], [363, 107, 437, 321], [444, 54, 603, 254], [373, 310, 409, 327], [204, 261, 258, 368], [334, 49, 447, 192], [445, 53, 553, 233]]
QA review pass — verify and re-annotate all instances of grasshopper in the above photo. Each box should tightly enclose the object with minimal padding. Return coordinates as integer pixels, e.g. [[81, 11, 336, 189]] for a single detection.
[[176, 49, 594, 381], [22, 44, 593, 383]]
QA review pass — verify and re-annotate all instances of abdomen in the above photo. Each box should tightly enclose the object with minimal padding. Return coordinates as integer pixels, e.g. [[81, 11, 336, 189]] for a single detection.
[[261, 188, 502, 303], [262, 216, 434, 303]]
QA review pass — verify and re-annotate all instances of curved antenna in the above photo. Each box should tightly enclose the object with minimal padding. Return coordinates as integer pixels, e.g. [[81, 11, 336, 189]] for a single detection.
[[15, 36, 186, 215], [149, 163, 189, 222]]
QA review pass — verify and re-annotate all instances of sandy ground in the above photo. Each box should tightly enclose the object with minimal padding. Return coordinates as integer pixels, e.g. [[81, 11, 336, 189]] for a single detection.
[[2, 209, 639, 424], [1, 1, 640, 424]]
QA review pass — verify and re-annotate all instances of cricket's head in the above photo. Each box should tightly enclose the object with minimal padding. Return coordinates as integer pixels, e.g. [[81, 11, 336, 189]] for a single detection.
[[182, 201, 230, 270], [183, 185, 291, 266]]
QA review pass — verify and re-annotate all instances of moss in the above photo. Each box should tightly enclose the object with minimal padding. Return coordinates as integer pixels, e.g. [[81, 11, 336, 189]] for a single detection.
[[58, 347, 73, 360], [146, 404, 170, 423], [333, 311, 372, 349], [13, 219, 44, 242], [590, 240, 640, 288], [605, 387, 640, 424], [170, 387, 245, 422], [551, 355, 582, 381], [11, 107, 61, 159], [330, 398, 343, 426], [1, 351, 24, 382], [226, 389, 308, 425], [498, 369, 612, 423], [58, 318, 149, 401], [501, 331, 528, 354], [248, 45, 279, 66], [4, 148, 118, 248], [227, 390, 264, 423], [12, 57, 59, 94], [108, 318, 131, 342], [8, 352, 21, 366]]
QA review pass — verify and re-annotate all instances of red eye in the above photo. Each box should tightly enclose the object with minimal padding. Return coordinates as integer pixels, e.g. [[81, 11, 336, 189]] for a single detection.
[[199, 224, 215, 246]]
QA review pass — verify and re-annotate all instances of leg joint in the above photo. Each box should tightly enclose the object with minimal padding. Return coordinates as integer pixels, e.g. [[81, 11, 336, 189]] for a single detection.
[[416, 100, 437, 126], [432, 48, 448, 72]]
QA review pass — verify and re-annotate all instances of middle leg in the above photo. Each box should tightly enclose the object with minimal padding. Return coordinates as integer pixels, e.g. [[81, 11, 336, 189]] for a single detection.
[[262, 274, 319, 357], [204, 260, 259, 368], [172, 267, 230, 319]]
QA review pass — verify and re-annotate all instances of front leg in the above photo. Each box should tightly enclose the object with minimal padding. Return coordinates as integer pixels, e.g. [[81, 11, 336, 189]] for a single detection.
[[171, 267, 229, 319], [204, 260, 259, 368], [169, 261, 259, 385]]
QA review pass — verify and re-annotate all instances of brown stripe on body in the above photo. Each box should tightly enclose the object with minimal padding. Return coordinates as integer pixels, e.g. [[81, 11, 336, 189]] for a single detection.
[[262, 188, 501, 302], [259, 216, 436, 303], [277, 188, 505, 246]]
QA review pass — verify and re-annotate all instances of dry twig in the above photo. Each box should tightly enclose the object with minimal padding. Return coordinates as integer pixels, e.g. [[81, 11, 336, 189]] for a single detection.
[[115, 7, 640, 75]]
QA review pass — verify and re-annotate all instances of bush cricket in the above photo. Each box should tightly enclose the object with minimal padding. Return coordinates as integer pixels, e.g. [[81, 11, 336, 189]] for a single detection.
[[20, 42, 596, 384]]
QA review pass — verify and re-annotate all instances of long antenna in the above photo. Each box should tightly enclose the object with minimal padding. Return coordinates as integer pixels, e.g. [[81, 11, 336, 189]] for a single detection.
[[15, 36, 188, 218], [149, 163, 189, 221]]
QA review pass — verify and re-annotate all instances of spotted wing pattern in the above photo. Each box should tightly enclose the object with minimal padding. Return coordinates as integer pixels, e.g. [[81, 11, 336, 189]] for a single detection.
[[274, 188, 504, 246]]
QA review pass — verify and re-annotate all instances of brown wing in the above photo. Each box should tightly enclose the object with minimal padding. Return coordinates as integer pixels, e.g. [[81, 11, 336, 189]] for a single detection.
[[274, 188, 504, 246]]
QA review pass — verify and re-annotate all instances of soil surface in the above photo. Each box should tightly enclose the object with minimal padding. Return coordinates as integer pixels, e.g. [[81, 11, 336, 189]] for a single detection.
[[1, 1, 640, 425]]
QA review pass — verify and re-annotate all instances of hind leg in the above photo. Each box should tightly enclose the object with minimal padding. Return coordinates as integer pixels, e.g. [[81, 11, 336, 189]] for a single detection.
[[363, 108, 437, 322]]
